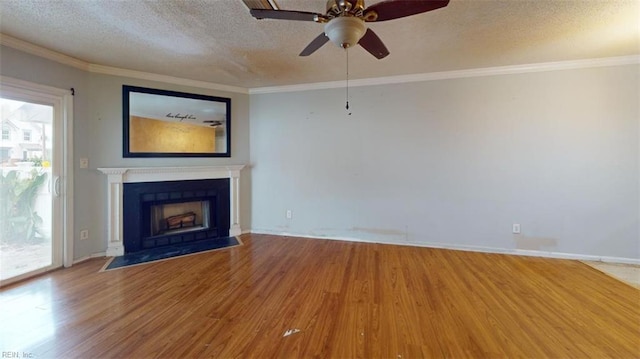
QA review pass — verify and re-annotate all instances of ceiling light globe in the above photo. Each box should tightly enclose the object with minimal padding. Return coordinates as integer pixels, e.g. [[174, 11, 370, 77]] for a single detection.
[[324, 17, 366, 49]]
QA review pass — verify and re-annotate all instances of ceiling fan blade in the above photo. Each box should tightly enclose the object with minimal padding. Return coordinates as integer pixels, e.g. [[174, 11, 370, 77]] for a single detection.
[[250, 9, 322, 21], [364, 0, 449, 22], [299, 33, 330, 56], [358, 28, 389, 59]]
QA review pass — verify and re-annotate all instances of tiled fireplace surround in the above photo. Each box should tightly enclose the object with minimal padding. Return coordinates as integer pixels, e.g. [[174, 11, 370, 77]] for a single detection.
[[98, 166, 244, 256]]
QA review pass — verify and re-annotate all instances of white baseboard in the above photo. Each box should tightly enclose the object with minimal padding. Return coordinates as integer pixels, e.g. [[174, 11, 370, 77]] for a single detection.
[[73, 252, 106, 265], [76, 230, 639, 266], [249, 229, 640, 265]]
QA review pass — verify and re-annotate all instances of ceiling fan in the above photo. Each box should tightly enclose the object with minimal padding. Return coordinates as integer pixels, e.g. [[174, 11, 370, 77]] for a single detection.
[[249, 0, 450, 59]]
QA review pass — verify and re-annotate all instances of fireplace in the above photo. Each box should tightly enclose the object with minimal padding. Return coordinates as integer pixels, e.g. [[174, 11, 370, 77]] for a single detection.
[[123, 178, 230, 253], [98, 166, 244, 256], [153, 201, 207, 234]]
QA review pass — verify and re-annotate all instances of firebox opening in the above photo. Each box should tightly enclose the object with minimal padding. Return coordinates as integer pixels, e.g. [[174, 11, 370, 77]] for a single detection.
[[123, 178, 230, 253], [150, 200, 210, 236]]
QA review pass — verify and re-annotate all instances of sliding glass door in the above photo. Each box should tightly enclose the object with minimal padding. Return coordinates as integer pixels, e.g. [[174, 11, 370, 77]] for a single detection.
[[0, 78, 72, 285]]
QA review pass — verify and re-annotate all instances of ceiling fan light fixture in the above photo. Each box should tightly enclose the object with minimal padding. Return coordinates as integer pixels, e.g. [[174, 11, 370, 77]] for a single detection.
[[250, 0, 450, 58], [324, 16, 366, 49]]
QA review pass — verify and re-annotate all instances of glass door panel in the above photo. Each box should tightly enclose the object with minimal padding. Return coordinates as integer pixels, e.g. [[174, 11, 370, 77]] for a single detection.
[[0, 98, 56, 281]]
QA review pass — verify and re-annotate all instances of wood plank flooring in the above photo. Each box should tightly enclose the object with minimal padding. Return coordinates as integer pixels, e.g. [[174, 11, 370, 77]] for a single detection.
[[1, 234, 638, 358]]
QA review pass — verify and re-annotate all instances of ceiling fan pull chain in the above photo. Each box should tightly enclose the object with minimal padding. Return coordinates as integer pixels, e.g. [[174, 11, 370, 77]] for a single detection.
[[346, 48, 350, 113]]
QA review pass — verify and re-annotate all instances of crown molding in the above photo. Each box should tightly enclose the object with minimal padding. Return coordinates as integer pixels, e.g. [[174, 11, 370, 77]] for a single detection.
[[1, 33, 248, 94], [0, 33, 90, 71], [2, 34, 637, 96], [249, 55, 640, 94], [88, 64, 248, 94]]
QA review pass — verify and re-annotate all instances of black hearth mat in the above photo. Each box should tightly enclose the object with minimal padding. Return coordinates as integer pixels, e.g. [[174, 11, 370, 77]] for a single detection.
[[101, 236, 241, 271]]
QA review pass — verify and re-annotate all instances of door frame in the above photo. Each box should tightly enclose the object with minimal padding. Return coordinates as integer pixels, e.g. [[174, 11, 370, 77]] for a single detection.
[[0, 76, 74, 284]]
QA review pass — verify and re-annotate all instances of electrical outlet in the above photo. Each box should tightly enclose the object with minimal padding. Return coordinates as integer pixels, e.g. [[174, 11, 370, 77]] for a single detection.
[[512, 224, 521, 234], [80, 229, 89, 240], [286, 210, 292, 219], [79, 157, 89, 169]]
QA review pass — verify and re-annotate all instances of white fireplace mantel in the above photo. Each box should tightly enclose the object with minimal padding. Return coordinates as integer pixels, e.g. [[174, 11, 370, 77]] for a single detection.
[[98, 165, 245, 256]]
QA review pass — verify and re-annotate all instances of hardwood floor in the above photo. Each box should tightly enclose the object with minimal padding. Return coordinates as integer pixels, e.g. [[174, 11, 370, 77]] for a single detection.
[[1, 234, 638, 358]]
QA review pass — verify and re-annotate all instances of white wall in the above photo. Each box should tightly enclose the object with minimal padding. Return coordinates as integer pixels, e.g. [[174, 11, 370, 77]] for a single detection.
[[250, 65, 639, 260], [0, 46, 252, 260], [3, 43, 638, 261]]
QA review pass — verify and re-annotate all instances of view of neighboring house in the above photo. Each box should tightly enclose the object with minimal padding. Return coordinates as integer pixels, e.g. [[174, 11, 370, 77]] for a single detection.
[[0, 99, 51, 166]]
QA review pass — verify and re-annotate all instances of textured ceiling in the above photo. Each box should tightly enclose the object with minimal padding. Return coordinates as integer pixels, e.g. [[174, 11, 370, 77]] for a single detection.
[[0, 0, 638, 89]]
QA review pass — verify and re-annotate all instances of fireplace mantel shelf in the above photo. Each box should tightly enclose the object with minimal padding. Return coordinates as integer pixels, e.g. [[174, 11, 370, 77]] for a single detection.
[[98, 165, 245, 182], [98, 165, 246, 256]]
